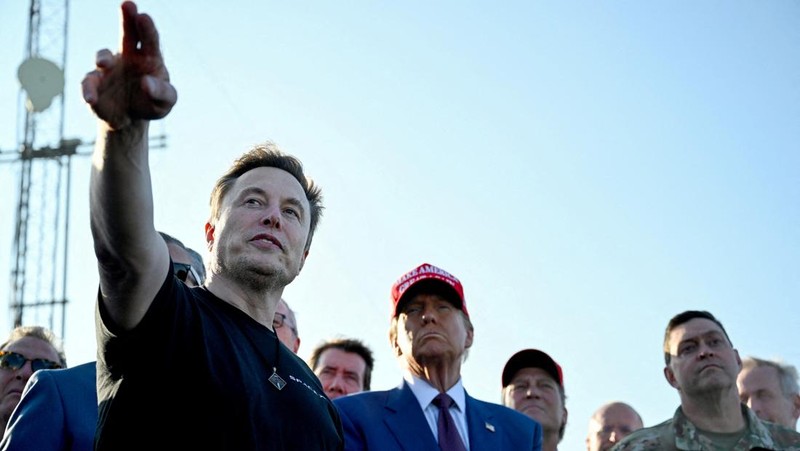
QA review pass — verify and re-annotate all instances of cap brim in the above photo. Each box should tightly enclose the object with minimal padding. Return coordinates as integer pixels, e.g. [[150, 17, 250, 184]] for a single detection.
[[394, 279, 463, 316], [502, 349, 562, 387]]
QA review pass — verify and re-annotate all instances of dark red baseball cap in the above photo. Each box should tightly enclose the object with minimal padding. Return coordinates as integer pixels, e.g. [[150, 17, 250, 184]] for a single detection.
[[502, 349, 564, 388], [390, 263, 468, 318]]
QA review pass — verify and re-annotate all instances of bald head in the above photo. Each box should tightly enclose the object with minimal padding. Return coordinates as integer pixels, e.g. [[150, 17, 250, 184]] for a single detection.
[[586, 401, 643, 451]]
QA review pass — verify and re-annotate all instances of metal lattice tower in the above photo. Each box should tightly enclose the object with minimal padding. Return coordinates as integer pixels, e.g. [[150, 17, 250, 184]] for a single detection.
[[2, 0, 76, 340], [2, 1, 168, 340]]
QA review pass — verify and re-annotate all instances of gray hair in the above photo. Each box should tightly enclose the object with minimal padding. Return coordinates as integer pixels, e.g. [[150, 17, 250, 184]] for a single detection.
[[741, 356, 800, 398], [1, 325, 67, 368], [159, 230, 206, 283]]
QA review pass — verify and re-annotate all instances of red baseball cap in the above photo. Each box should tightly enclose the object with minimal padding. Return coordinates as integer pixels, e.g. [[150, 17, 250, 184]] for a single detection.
[[390, 263, 468, 318], [502, 349, 564, 388]]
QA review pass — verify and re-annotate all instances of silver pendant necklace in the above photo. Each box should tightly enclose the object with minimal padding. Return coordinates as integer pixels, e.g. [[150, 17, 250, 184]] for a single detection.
[[269, 370, 286, 390], [268, 331, 286, 390]]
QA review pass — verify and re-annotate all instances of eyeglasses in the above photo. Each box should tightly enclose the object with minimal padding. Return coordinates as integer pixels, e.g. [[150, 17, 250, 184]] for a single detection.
[[0, 351, 62, 372], [173, 262, 201, 286], [273, 312, 296, 334]]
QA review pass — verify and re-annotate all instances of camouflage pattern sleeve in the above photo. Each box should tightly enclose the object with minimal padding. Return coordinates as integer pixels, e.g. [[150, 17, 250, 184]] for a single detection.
[[611, 406, 800, 451], [610, 427, 669, 451]]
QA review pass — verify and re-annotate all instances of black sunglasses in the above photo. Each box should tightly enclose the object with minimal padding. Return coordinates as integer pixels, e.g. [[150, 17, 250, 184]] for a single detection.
[[0, 350, 62, 372], [173, 262, 201, 285]]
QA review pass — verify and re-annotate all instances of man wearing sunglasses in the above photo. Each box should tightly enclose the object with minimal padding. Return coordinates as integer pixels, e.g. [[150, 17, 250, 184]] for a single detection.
[[0, 326, 65, 441], [159, 231, 206, 287], [80, 2, 342, 449]]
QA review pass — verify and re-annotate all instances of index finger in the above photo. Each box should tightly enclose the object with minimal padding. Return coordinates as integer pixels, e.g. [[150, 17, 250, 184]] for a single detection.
[[120, 1, 141, 55]]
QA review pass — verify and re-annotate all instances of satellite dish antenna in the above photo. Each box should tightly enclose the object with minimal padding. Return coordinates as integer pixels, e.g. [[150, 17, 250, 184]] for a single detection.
[[18, 57, 65, 113]]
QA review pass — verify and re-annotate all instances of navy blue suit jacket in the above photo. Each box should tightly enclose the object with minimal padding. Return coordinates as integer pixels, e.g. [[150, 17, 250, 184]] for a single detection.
[[334, 381, 542, 451], [0, 361, 97, 451]]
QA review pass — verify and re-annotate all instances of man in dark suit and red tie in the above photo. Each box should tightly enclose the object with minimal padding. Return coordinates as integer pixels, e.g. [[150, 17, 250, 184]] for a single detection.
[[334, 263, 542, 450]]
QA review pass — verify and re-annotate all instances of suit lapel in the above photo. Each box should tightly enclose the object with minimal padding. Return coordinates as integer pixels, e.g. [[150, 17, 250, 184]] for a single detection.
[[383, 383, 440, 451], [465, 394, 500, 450]]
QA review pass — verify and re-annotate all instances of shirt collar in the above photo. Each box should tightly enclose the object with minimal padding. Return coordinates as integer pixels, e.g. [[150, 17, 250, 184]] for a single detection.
[[403, 371, 466, 412]]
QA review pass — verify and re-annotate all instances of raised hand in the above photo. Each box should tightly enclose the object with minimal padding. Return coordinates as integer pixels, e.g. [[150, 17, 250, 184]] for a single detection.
[[81, 1, 177, 130]]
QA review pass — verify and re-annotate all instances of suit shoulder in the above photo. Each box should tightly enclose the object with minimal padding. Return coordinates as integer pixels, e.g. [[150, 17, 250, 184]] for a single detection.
[[468, 398, 522, 417], [334, 388, 393, 409], [52, 361, 96, 378], [468, 397, 539, 428]]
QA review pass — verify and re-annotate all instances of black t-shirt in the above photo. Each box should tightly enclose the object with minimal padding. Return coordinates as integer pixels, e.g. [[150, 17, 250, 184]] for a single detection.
[[95, 267, 343, 450]]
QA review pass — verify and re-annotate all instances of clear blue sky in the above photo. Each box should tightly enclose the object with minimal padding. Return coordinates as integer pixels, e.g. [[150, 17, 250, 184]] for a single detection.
[[2, 1, 799, 447]]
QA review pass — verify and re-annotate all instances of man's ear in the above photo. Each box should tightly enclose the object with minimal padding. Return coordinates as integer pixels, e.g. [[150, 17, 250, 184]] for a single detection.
[[791, 393, 800, 421], [298, 249, 309, 273], [664, 365, 679, 389], [204, 222, 215, 250], [389, 325, 402, 357]]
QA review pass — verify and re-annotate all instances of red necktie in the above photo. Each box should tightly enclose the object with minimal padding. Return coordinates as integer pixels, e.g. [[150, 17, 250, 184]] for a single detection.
[[432, 393, 467, 451]]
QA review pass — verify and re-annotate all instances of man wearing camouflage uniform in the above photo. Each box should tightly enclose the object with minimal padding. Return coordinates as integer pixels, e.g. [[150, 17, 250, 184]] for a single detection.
[[613, 310, 800, 450]]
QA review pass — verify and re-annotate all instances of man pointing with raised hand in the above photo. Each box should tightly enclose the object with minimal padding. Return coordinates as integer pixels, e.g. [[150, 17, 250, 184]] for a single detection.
[[83, 2, 342, 449]]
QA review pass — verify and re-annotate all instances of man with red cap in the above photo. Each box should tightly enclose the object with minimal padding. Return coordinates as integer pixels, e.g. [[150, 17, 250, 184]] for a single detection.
[[502, 349, 568, 451], [334, 263, 542, 450]]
